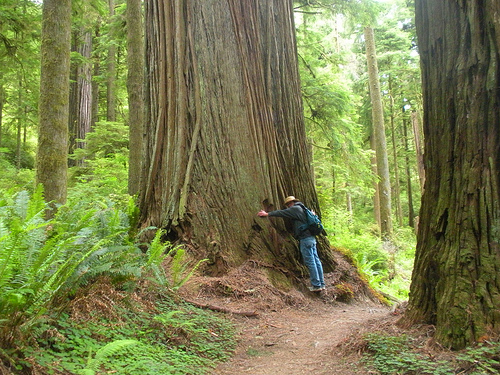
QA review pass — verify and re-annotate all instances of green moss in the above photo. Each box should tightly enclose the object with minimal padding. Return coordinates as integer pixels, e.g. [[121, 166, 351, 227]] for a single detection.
[[265, 268, 293, 290]]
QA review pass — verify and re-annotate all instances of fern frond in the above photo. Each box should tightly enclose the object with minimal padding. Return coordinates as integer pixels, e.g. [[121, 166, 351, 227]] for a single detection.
[[147, 263, 169, 287], [0, 234, 17, 289], [153, 310, 183, 325], [170, 247, 187, 286], [26, 231, 125, 319], [146, 229, 168, 267], [84, 339, 139, 372], [25, 184, 46, 222], [173, 258, 208, 290]]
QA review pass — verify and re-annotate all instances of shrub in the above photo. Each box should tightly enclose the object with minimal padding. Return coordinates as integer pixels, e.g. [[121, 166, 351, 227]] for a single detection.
[[0, 187, 138, 349]]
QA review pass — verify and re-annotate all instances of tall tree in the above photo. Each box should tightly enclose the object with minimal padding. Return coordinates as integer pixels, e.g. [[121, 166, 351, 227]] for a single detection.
[[411, 110, 425, 191], [388, 76, 403, 227], [364, 26, 392, 238], [401, 0, 500, 349], [402, 117, 416, 228], [126, 0, 144, 195], [37, 0, 71, 206], [69, 26, 93, 165], [139, 0, 335, 278], [106, 0, 117, 122]]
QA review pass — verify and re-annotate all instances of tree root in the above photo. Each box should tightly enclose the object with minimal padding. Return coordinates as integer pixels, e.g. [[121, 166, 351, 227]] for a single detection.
[[183, 298, 259, 317]]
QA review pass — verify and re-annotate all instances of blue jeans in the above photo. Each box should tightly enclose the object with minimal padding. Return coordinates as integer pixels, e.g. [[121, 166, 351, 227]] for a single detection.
[[299, 236, 324, 288]]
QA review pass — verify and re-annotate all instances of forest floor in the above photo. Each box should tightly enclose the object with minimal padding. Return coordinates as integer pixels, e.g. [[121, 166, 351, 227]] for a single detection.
[[211, 296, 393, 375], [179, 260, 411, 375]]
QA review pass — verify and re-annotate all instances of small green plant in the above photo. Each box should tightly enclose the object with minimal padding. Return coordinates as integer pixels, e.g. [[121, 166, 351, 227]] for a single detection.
[[24, 292, 236, 375], [168, 247, 208, 290], [456, 341, 500, 374], [354, 253, 388, 289], [78, 339, 139, 375], [145, 229, 207, 290], [362, 333, 453, 374]]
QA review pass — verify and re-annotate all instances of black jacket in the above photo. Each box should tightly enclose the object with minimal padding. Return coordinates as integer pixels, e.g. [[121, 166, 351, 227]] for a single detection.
[[268, 201, 312, 239]]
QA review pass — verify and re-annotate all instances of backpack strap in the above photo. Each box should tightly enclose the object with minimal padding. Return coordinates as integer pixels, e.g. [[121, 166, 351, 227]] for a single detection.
[[295, 203, 310, 232]]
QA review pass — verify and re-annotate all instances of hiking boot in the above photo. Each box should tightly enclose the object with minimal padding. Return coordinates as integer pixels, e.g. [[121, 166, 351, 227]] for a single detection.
[[309, 286, 324, 292]]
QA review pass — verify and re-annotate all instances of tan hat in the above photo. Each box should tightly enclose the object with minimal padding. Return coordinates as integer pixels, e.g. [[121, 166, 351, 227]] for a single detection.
[[284, 196, 298, 205]]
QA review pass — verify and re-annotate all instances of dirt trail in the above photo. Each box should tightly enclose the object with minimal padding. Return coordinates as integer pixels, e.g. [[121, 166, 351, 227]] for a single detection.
[[213, 298, 392, 375]]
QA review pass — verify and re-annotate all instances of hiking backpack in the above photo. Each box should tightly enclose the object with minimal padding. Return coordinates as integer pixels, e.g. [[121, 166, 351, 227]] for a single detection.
[[296, 203, 324, 236]]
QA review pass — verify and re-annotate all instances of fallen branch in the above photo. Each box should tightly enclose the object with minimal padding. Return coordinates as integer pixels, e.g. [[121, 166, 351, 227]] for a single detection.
[[183, 298, 259, 317]]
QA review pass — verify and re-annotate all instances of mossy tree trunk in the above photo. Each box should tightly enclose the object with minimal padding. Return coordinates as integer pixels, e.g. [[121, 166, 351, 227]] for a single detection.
[[139, 0, 335, 278], [364, 26, 392, 239], [126, 0, 144, 195], [37, 0, 71, 207], [401, 0, 500, 349]]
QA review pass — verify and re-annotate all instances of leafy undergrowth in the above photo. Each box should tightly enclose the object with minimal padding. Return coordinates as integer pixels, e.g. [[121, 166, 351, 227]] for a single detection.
[[12, 279, 236, 375], [361, 332, 500, 374], [336, 314, 500, 375]]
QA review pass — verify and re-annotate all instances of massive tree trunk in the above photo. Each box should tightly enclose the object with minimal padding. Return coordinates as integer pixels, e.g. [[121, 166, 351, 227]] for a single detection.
[[139, 0, 335, 279], [402, 0, 500, 349], [37, 0, 71, 206], [364, 26, 392, 238], [126, 0, 144, 195]]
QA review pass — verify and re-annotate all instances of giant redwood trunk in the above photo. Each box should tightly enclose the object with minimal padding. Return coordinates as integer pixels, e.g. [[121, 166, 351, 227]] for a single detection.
[[139, 0, 334, 278], [402, 0, 500, 349]]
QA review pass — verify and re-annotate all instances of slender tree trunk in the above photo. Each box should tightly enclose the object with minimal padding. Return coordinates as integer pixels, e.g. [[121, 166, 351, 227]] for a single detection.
[[345, 183, 353, 215], [76, 32, 93, 154], [37, 0, 71, 207], [140, 0, 335, 279], [364, 26, 392, 238], [402, 117, 415, 228], [0, 81, 4, 148], [401, 0, 500, 349], [389, 76, 403, 227], [69, 29, 93, 165], [68, 34, 78, 164], [106, 0, 117, 122], [16, 74, 22, 170], [411, 110, 425, 192], [371, 135, 381, 228], [126, 0, 144, 195], [91, 28, 100, 129]]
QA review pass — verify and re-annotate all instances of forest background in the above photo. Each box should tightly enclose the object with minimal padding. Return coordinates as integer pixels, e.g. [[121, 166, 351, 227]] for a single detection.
[[1, 0, 419, 298], [0, 0, 429, 373]]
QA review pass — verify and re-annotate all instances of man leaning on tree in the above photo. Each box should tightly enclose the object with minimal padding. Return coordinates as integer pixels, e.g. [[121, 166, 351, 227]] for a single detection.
[[258, 196, 325, 292]]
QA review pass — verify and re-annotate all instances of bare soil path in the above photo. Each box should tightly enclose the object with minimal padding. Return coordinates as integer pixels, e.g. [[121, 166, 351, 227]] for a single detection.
[[212, 298, 393, 375]]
